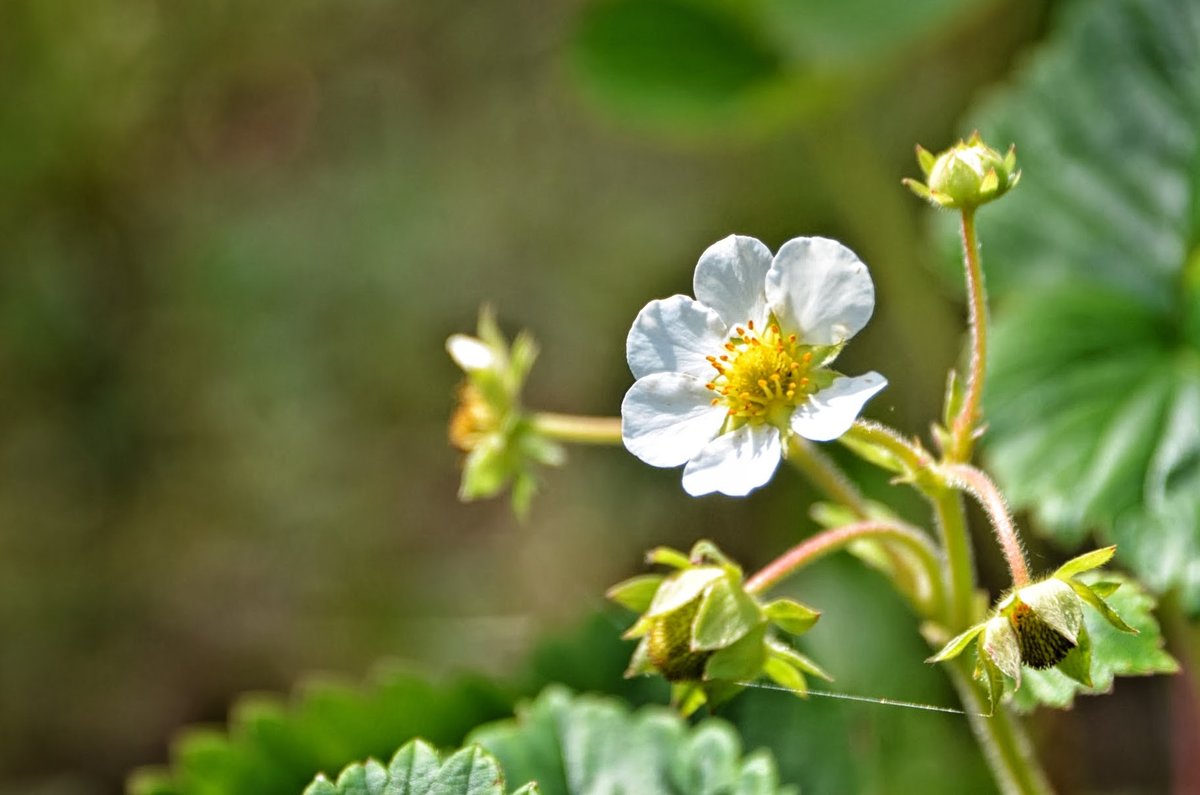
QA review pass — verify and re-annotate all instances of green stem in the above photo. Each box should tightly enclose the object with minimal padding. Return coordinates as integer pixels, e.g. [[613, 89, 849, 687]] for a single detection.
[[929, 486, 976, 632], [786, 437, 871, 519], [530, 412, 623, 445], [949, 207, 987, 462], [843, 419, 935, 473], [943, 462, 1031, 587], [946, 660, 1053, 795], [744, 518, 944, 616]]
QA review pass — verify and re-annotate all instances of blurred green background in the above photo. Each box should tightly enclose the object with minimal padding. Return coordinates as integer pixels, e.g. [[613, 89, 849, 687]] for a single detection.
[[0, 0, 1183, 793]]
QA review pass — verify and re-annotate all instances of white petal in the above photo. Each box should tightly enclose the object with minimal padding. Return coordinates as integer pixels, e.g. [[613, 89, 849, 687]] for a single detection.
[[626, 295, 728, 379], [622, 373, 726, 467], [765, 237, 875, 345], [790, 372, 887, 442], [446, 334, 496, 371], [693, 235, 773, 327], [681, 423, 782, 497]]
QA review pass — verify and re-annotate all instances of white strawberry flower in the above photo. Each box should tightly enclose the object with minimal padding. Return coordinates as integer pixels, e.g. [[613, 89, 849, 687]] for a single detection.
[[621, 235, 886, 497]]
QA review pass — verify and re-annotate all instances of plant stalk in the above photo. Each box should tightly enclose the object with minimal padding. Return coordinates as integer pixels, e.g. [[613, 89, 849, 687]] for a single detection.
[[530, 412, 623, 445], [950, 207, 987, 462]]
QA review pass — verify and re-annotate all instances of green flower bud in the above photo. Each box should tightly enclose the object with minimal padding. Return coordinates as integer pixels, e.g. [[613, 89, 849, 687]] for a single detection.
[[927, 546, 1137, 713], [903, 132, 1020, 210], [608, 541, 829, 716], [446, 307, 564, 517]]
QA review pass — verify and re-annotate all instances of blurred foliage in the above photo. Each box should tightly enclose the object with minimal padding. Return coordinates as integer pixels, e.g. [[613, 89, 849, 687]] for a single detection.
[[126, 674, 513, 795], [569, 0, 993, 137], [935, 0, 1200, 611], [470, 687, 794, 795], [124, 558, 999, 795]]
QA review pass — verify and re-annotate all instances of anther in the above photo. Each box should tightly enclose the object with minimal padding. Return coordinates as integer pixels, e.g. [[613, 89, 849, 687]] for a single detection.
[[735, 326, 746, 336]]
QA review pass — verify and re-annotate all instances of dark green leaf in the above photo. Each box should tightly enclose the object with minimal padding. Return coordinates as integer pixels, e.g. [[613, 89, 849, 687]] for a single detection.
[[939, 0, 1200, 611]]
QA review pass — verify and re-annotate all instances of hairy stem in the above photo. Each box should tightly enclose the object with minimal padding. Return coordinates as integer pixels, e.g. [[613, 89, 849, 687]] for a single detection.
[[944, 462, 1031, 587], [530, 413, 623, 445], [929, 486, 977, 631], [744, 519, 943, 612], [843, 419, 935, 473], [787, 437, 871, 519], [950, 208, 987, 462], [946, 660, 1053, 795]]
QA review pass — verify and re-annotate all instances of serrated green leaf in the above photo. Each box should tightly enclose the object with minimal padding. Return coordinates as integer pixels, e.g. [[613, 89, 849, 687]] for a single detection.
[[469, 686, 794, 795], [1008, 574, 1178, 712], [301, 739, 521, 795], [937, 0, 1200, 613]]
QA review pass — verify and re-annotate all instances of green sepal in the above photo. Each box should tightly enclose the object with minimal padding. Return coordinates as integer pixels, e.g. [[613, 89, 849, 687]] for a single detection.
[[977, 650, 1005, 716], [672, 683, 707, 718], [701, 680, 746, 711], [1055, 623, 1093, 688], [762, 655, 808, 698], [704, 624, 766, 682], [766, 639, 832, 682], [645, 546, 692, 570], [762, 598, 820, 636], [1089, 581, 1122, 599], [979, 168, 999, 195], [926, 622, 987, 663], [1053, 545, 1117, 580], [982, 616, 1022, 686], [916, 144, 937, 176], [644, 567, 723, 619], [623, 636, 655, 678], [902, 177, 934, 203], [692, 578, 763, 650], [1065, 578, 1138, 635], [1017, 578, 1084, 644], [606, 575, 665, 613], [688, 539, 739, 572]]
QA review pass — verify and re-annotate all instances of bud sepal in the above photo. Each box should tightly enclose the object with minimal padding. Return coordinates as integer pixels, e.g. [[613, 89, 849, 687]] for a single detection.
[[608, 540, 829, 716], [446, 307, 565, 517], [927, 546, 1138, 712], [903, 132, 1020, 210]]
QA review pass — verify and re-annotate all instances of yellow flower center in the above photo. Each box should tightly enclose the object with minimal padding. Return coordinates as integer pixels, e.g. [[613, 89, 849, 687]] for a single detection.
[[705, 320, 819, 425]]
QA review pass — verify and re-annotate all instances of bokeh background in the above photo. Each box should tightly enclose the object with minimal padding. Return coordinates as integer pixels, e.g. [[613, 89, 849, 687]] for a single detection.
[[2, 0, 1190, 793]]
